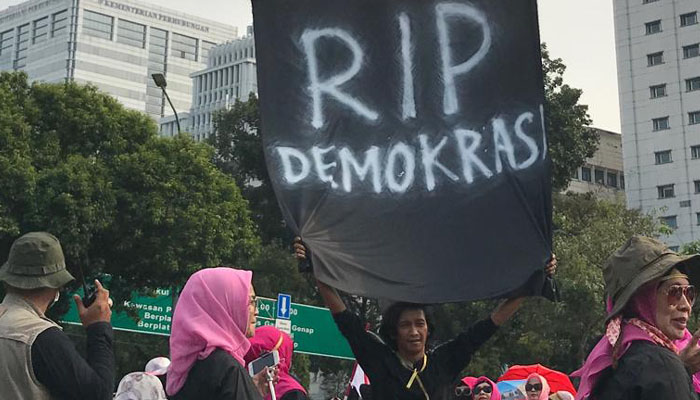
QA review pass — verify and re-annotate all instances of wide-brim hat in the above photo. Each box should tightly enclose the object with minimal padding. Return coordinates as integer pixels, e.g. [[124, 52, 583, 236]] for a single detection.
[[0, 232, 75, 290], [604, 235, 700, 320]]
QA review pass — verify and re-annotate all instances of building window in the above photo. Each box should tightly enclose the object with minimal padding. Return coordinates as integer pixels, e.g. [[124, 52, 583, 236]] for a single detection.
[[690, 111, 700, 125], [650, 84, 667, 98], [32, 16, 48, 44], [0, 29, 13, 56], [646, 20, 662, 34], [171, 33, 197, 61], [693, 145, 700, 159], [648, 52, 664, 66], [581, 167, 591, 182], [670, 246, 680, 252], [695, 180, 700, 193], [607, 173, 618, 188], [595, 169, 605, 184], [51, 9, 68, 37], [697, 212, 700, 225], [643, 0, 659, 3], [658, 184, 675, 199], [684, 44, 700, 59], [660, 216, 678, 229], [681, 200, 692, 208], [681, 12, 698, 27], [620, 175, 625, 189], [655, 150, 673, 164], [201, 40, 216, 65], [82, 10, 113, 40], [117, 19, 145, 48], [653, 117, 670, 131], [15, 24, 29, 69], [687, 77, 700, 92], [572, 168, 579, 180]]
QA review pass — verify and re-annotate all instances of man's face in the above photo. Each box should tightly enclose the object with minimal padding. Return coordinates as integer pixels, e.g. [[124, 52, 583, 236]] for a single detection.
[[395, 308, 428, 359], [246, 286, 258, 338]]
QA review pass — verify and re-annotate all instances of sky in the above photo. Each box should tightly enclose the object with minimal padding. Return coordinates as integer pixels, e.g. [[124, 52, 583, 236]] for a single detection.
[[0, 0, 621, 132]]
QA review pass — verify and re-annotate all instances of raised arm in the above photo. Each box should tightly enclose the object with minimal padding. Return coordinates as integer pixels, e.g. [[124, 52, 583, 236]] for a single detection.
[[293, 237, 346, 314]]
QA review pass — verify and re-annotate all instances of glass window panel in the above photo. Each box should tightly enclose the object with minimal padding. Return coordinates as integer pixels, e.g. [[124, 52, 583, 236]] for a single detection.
[[83, 10, 113, 40]]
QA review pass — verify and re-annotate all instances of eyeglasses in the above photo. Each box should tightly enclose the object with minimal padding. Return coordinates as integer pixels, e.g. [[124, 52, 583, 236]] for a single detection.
[[525, 383, 543, 392], [454, 386, 472, 397], [664, 284, 696, 306], [474, 385, 492, 395], [249, 295, 258, 308]]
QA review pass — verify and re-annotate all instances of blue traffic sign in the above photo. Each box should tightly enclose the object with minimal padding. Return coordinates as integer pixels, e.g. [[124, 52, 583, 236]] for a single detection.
[[276, 293, 291, 320]]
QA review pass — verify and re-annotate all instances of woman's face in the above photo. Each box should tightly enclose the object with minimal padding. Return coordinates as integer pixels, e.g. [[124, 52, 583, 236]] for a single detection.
[[246, 285, 258, 338], [656, 276, 693, 340], [473, 382, 492, 400], [526, 377, 542, 400]]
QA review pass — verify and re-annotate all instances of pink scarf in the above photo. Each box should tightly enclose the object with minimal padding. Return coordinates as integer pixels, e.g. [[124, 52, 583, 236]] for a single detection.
[[571, 281, 699, 399], [166, 268, 253, 396], [245, 325, 307, 400], [526, 373, 550, 400]]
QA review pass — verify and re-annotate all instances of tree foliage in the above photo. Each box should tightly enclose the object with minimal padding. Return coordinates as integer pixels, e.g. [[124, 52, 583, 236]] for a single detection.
[[0, 71, 259, 303], [542, 44, 599, 192]]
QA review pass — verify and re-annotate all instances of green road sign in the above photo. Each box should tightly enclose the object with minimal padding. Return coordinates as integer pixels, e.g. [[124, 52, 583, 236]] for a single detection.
[[256, 297, 354, 360], [61, 291, 354, 360], [61, 288, 173, 336]]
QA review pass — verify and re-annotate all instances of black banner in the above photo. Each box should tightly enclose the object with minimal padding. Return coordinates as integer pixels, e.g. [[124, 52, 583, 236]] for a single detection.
[[252, 0, 552, 302]]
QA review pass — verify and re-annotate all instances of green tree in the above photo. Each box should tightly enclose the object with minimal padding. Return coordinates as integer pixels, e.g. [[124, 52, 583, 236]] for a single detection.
[[0, 71, 260, 302], [210, 95, 290, 244], [542, 44, 600, 191]]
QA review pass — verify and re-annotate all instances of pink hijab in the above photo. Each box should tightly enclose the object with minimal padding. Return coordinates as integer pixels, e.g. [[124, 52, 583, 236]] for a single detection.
[[572, 280, 700, 399], [526, 373, 550, 400], [473, 376, 501, 400], [166, 268, 253, 396], [245, 325, 307, 400]]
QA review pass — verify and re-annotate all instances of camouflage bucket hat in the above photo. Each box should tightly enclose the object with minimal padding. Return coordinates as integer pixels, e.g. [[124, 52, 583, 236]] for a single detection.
[[0, 232, 75, 289], [604, 235, 700, 320]]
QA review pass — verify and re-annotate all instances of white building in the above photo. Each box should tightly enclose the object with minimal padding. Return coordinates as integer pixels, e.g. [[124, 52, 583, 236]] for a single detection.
[[0, 0, 237, 121], [614, 0, 700, 248], [566, 128, 626, 203], [167, 33, 256, 141]]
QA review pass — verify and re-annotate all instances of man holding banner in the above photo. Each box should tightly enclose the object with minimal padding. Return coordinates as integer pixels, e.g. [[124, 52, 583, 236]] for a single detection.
[[295, 242, 555, 400], [254, 0, 556, 397]]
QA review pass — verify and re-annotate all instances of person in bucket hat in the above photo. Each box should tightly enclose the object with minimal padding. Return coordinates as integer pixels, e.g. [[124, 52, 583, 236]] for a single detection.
[[0, 232, 114, 400], [572, 235, 700, 400]]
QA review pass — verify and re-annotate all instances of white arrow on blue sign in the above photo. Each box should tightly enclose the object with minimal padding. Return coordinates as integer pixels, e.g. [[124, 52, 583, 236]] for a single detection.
[[276, 293, 291, 320]]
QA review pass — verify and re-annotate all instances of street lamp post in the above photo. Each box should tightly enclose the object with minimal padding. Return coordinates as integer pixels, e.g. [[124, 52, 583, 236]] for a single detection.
[[151, 73, 181, 135]]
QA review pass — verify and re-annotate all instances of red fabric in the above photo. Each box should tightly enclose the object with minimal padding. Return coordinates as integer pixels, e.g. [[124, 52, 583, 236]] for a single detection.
[[497, 364, 576, 395]]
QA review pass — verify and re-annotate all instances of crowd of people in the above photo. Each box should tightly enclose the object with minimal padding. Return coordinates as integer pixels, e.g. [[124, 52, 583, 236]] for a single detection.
[[1, 232, 700, 399]]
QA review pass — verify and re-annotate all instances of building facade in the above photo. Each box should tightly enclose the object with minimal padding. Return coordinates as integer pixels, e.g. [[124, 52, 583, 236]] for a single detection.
[[614, 0, 700, 247], [566, 128, 626, 202], [177, 34, 257, 141], [0, 0, 237, 120]]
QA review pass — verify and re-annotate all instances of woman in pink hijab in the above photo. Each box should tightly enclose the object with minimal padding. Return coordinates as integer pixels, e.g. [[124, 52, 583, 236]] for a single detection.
[[245, 326, 308, 400], [525, 373, 550, 400], [472, 376, 501, 400], [166, 268, 269, 400]]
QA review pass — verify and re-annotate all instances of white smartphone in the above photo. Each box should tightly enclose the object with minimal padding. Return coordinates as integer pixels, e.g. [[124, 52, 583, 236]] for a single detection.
[[247, 350, 280, 377]]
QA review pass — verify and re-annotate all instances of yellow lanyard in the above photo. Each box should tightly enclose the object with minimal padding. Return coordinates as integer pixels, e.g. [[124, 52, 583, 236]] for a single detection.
[[272, 334, 284, 352], [405, 354, 429, 400]]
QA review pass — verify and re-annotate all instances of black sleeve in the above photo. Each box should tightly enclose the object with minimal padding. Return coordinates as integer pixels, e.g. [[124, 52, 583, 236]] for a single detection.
[[280, 390, 308, 400], [333, 310, 391, 377], [432, 317, 498, 376], [633, 354, 698, 400], [32, 322, 115, 400], [218, 361, 263, 400]]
